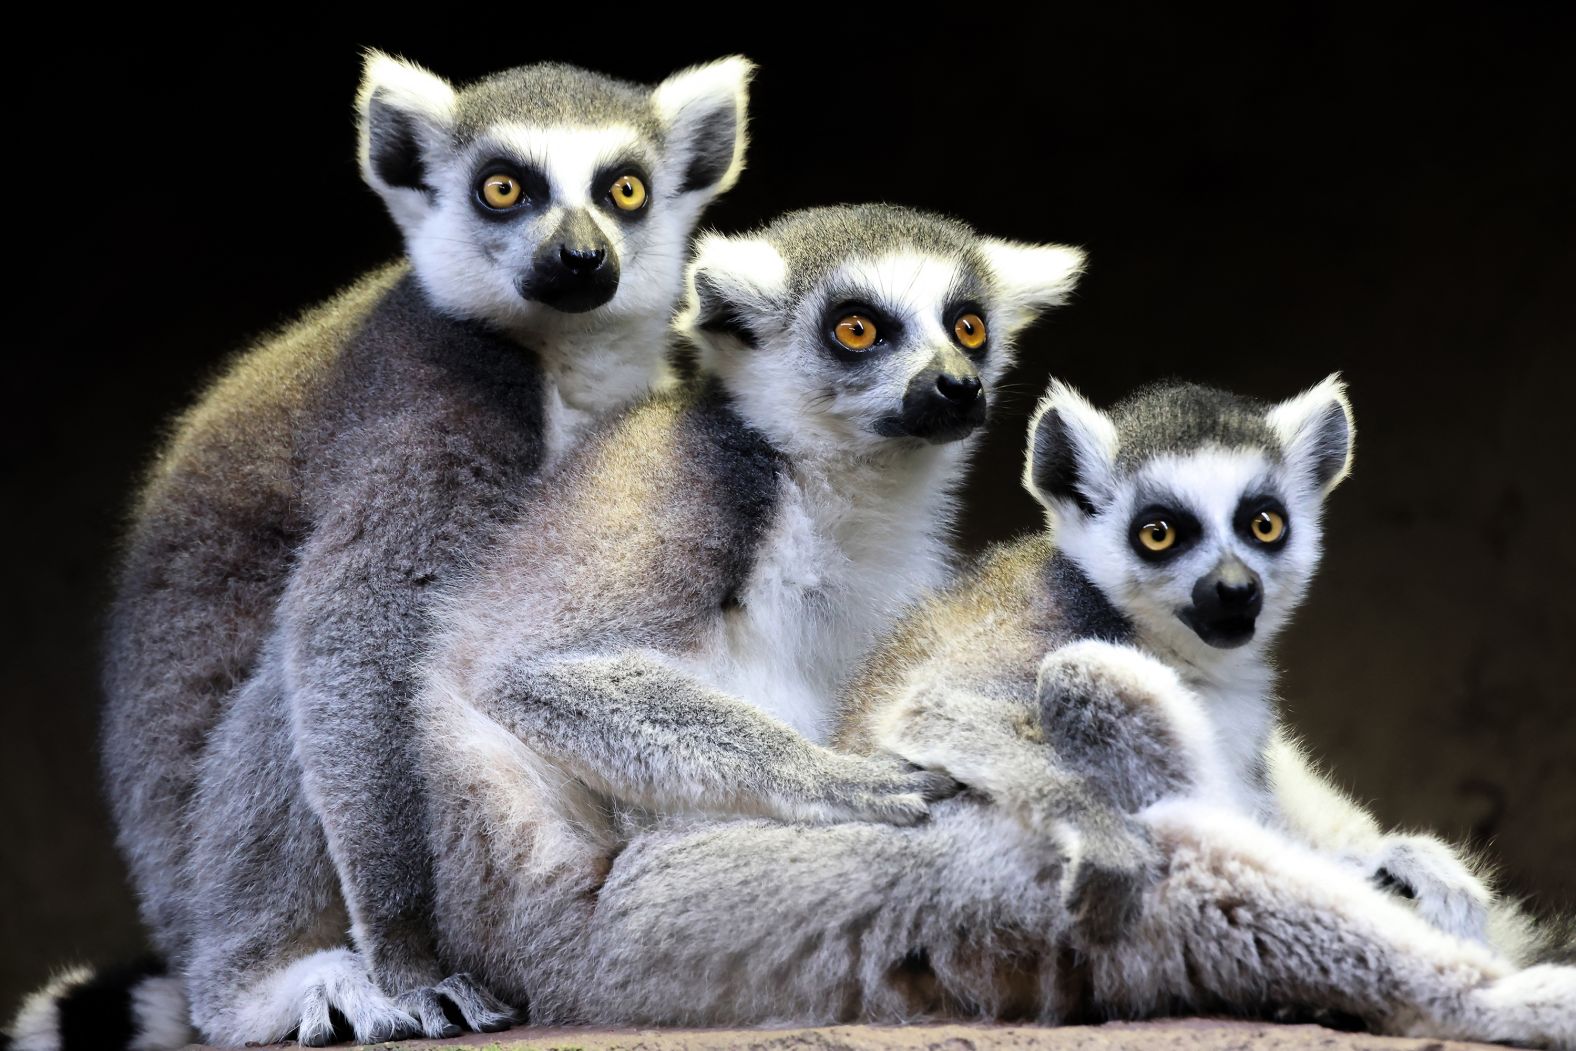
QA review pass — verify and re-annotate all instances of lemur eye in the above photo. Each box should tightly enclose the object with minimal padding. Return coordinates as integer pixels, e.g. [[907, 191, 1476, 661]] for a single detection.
[[1138, 520, 1176, 552], [954, 313, 987, 350], [833, 315, 878, 351], [1250, 510, 1286, 544], [610, 174, 648, 212], [481, 174, 522, 209]]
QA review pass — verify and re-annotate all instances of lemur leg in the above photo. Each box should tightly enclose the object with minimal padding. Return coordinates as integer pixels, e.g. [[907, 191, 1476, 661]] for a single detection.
[[1265, 733, 1492, 946], [567, 801, 1573, 1046], [280, 418, 522, 1019], [186, 646, 511, 1045], [868, 673, 1157, 943], [447, 649, 959, 826]]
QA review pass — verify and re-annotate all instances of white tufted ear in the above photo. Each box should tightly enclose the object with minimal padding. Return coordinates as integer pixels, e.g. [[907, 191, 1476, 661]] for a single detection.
[[979, 239, 1087, 338], [652, 56, 754, 198], [1023, 378, 1120, 517], [677, 232, 787, 352], [1266, 373, 1356, 497], [355, 50, 457, 231]]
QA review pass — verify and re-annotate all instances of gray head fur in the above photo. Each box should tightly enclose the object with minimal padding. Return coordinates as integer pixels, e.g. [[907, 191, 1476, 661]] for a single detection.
[[1024, 374, 1356, 674], [356, 51, 751, 330], [676, 204, 1086, 460]]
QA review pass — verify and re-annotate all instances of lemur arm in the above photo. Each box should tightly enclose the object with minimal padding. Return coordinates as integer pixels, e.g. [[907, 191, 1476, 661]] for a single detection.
[[472, 650, 957, 826], [1264, 729, 1492, 944], [280, 412, 528, 1003], [860, 661, 1160, 943]]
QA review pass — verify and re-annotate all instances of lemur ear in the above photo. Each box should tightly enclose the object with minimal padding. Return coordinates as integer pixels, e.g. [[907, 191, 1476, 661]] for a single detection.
[[979, 240, 1087, 337], [1266, 373, 1356, 496], [1023, 379, 1119, 517], [652, 56, 753, 197], [356, 51, 457, 226], [679, 233, 787, 351]]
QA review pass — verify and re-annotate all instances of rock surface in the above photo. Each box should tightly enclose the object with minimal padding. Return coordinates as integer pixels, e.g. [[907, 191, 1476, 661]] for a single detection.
[[198, 1019, 1500, 1050]]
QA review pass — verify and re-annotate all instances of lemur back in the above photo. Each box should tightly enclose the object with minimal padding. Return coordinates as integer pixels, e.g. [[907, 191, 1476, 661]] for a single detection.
[[66, 51, 752, 1051]]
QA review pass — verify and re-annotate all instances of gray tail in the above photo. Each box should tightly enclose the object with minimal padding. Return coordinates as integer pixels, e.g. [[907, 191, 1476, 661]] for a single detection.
[[6, 958, 190, 1051]]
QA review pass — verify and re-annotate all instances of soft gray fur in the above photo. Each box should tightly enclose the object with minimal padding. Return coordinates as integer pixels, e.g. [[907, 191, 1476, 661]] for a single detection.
[[497, 378, 1571, 1045], [412, 205, 1088, 1016], [79, 50, 752, 1050]]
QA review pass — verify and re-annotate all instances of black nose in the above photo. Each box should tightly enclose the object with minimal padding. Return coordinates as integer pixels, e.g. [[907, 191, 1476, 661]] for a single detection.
[[560, 246, 606, 274], [1215, 578, 1260, 609], [1181, 560, 1263, 648], [935, 373, 982, 405]]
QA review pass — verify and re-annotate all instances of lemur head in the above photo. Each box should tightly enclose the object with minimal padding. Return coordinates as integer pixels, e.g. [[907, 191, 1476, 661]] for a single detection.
[[1026, 376, 1355, 666], [677, 205, 1085, 457], [357, 52, 750, 327]]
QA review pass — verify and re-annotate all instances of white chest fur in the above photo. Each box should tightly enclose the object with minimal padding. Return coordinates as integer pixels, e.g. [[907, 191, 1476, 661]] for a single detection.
[[681, 450, 960, 743]]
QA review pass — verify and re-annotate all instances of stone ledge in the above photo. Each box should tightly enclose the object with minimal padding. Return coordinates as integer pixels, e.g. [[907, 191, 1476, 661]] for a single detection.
[[210, 1019, 1497, 1051]]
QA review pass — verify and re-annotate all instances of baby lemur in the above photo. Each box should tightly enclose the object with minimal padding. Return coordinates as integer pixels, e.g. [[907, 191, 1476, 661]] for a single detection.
[[844, 375, 1513, 954], [64, 50, 751, 1050], [537, 377, 1573, 1046]]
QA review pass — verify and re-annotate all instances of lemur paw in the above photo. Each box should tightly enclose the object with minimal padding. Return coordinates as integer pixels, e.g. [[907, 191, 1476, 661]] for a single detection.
[[283, 951, 423, 1047], [800, 755, 962, 826], [1371, 834, 1491, 944], [393, 973, 519, 1039], [1455, 964, 1576, 1049], [1060, 814, 1162, 944]]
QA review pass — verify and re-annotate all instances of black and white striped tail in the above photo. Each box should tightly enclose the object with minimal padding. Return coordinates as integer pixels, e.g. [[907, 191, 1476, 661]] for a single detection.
[[6, 959, 190, 1051]]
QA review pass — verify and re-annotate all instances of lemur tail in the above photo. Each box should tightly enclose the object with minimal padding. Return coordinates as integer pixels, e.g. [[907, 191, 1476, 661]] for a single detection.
[[5, 959, 191, 1051]]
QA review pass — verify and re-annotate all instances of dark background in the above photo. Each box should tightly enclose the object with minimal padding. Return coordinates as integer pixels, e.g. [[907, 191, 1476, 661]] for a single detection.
[[8, 11, 1574, 1017]]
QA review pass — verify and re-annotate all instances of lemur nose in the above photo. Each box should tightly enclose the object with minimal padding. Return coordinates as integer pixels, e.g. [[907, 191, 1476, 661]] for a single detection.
[[935, 374, 982, 405], [1216, 579, 1260, 608], [560, 246, 606, 274]]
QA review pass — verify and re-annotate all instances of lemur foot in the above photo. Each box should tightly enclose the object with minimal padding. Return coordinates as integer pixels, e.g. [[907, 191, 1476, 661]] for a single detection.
[[277, 950, 423, 1047], [1371, 834, 1491, 945], [787, 753, 962, 826], [1059, 813, 1162, 944], [393, 973, 519, 1039], [1446, 964, 1576, 1049]]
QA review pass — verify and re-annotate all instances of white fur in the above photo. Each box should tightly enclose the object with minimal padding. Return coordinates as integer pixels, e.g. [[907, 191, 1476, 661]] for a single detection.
[[205, 948, 414, 1048], [1023, 380, 1121, 514], [978, 239, 1086, 333], [1266, 372, 1356, 495], [680, 447, 964, 742], [355, 52, 457, 233], [126, 976, 191, 1051], [651, 56, 754, 196]]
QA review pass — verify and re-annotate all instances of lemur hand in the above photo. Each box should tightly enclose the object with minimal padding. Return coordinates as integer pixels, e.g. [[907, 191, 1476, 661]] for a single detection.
[[1370, 833, 1491, 945]]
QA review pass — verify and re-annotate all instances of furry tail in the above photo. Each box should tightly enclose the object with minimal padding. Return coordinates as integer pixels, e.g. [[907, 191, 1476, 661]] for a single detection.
[[5, 959, 191, 1051]]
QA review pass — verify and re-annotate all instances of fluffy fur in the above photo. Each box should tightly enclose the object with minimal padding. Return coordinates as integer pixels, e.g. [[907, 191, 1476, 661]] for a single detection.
[[411, 205, 1087, 1015], [487, 378, 1572, 1045], [62, 51, 751, 1050]]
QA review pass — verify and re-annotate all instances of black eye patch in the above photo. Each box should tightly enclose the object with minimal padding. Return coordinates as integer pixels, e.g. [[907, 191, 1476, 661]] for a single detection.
[[1235, 494, 1291, 550], [471, 159, 550, 218], [1128, 504, 1201, 562]]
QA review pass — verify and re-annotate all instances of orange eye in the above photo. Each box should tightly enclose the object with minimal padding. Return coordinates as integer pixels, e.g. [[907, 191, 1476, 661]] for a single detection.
[[1138, 521, 1175, 552], [610, 174, 647, 211], [481, 174, 522, 209], [954, 312, 987, 350], [1251, 510, 1286, 544], [833, 314, 878, 351]]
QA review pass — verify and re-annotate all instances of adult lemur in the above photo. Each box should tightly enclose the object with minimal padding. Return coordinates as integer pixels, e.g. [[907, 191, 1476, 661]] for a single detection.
[[541, 377, 1573, 1045], [25, 51, 751, 1049]]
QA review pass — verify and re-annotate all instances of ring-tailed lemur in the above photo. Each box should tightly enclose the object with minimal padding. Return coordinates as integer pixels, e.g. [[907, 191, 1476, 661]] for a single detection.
[[411, 204, 1089, 1017], [524, 378, 1572, 1046], [846, 376, 1543, 956], [15, 51, 752, 1051]]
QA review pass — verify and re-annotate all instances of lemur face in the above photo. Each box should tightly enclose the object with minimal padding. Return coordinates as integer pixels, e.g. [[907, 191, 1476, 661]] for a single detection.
[[1026, 377, 1355, 664], [681, 205, 1085, 456], [357, 52, 750, 327]]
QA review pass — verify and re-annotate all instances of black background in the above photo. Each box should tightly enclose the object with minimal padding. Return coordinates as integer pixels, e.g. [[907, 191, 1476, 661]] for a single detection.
[[7, 12, 1574, 1015]]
